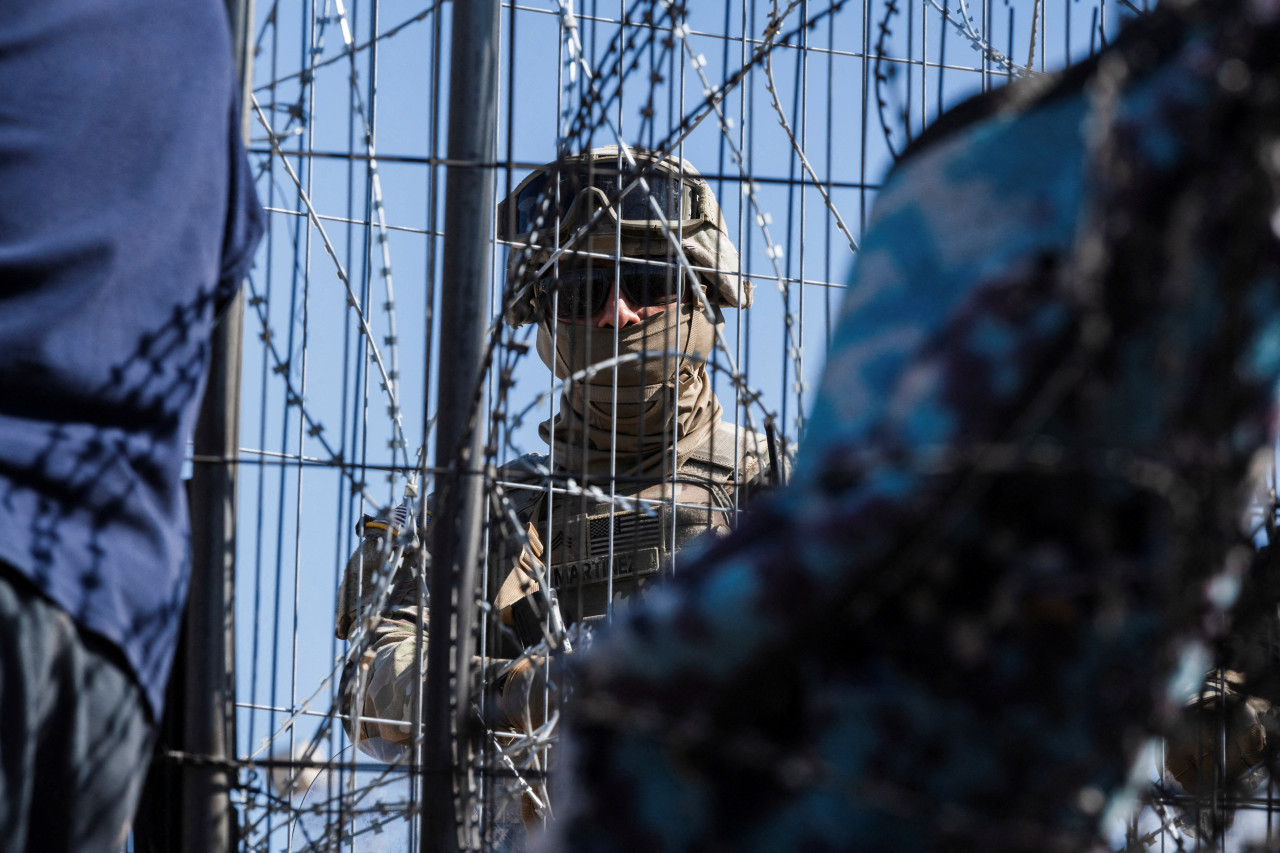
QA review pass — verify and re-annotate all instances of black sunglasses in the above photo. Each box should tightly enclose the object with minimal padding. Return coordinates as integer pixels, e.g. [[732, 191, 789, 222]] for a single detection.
[[535, 262, 685, 321], [499, 163, 704, 242]]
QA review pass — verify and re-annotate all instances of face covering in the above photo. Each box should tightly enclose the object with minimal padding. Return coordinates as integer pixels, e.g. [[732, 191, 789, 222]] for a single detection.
[[535, 300, 723, 478]]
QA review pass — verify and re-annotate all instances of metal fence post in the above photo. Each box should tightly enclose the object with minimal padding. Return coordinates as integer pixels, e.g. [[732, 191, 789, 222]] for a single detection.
[[135, 1, 255, 850], [423, 0, 501, 849]]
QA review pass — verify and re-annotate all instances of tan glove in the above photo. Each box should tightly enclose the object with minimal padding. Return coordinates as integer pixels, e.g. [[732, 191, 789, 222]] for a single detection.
[[494, 654, 555, 731], [1165, 670, 1269, 795]]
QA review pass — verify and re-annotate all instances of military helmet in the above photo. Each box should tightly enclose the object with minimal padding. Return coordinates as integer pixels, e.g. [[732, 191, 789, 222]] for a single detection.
[[499, 145, 751, 326]]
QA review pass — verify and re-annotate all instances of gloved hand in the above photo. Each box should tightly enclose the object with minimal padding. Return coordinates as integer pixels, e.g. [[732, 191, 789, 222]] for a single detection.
[[1165, 670, 1270, 795], [494, 654, 556, 731], [486, 652, 561, 831]]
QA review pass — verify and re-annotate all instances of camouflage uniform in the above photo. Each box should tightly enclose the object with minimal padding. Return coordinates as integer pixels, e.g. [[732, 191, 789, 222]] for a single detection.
[[550, 3, 1280, 850], [493, 423, 778, 651], [335, 426, 779, 760], [336, 148, 783, 765]]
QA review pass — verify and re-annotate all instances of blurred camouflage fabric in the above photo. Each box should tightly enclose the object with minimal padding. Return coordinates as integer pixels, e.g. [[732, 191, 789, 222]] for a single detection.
[[549, 1, 1280, 850]]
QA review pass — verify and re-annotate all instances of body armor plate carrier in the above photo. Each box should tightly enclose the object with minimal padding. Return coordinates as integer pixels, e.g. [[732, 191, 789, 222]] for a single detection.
[[500, 422, 772, 649]]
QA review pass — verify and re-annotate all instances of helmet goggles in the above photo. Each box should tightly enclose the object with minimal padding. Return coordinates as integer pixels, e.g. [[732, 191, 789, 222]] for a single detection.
[[498, 155, 709, 244], [536, 261, 692, 322]]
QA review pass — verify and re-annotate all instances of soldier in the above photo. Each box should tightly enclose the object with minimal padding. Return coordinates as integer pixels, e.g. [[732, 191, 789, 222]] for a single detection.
[[335, 147, 784, 773]]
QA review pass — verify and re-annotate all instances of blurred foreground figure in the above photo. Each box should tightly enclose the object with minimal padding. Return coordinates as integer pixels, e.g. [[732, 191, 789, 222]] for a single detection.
[[550, 1, 1280, 850], [0, 2, 263, 850]]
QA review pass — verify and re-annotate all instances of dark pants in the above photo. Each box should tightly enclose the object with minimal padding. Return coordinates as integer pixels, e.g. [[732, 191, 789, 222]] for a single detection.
[[0, 565, 154, 853]]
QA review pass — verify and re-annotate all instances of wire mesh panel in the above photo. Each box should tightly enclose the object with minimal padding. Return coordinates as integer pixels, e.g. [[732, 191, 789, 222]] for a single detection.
[[217, 1, 1280, 850]]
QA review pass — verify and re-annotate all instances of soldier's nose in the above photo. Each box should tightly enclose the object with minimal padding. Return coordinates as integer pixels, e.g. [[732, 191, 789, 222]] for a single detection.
[[593, 286, 645, 328]]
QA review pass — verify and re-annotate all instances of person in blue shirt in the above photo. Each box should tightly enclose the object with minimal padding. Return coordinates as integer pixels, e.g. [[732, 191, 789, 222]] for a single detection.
[[547, 0, 1280, 849], [0, 1, 264, 849]]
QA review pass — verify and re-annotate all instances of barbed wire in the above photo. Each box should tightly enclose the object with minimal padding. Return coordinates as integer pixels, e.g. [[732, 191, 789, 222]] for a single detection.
[[227, 2, 1243, 851], [923, 0, 1027, 76], [253, 0, 446, 93], [249, 95, 412, 498], [761, 1, 859, 255]]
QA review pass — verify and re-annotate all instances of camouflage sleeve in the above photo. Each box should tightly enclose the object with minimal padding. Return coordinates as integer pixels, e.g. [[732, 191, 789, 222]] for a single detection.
[[335, 504, 429, 641], [335, 537, 387, 641], [337, 454, 547, 645], [550, 6, 1280, 851]]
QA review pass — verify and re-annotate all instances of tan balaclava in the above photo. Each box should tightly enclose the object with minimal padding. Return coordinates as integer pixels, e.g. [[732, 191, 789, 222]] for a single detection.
[[535, 299, 722, 478], [502, 146, 747, 478]]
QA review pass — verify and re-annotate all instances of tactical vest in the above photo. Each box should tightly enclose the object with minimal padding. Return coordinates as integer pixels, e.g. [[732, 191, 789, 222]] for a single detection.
[[496, 421, 774, 648], [336, 421, 781, 650]]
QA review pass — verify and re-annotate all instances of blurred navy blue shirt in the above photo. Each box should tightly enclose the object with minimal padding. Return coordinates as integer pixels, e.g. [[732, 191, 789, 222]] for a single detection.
[[0, 0, 264, 717]]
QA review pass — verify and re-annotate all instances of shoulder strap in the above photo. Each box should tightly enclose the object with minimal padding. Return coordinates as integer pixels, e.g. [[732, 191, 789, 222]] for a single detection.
[[684, 421, 767, 479]]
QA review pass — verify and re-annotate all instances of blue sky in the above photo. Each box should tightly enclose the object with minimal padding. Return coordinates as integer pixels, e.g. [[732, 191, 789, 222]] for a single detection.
[[231, 1, 1153, 849]]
